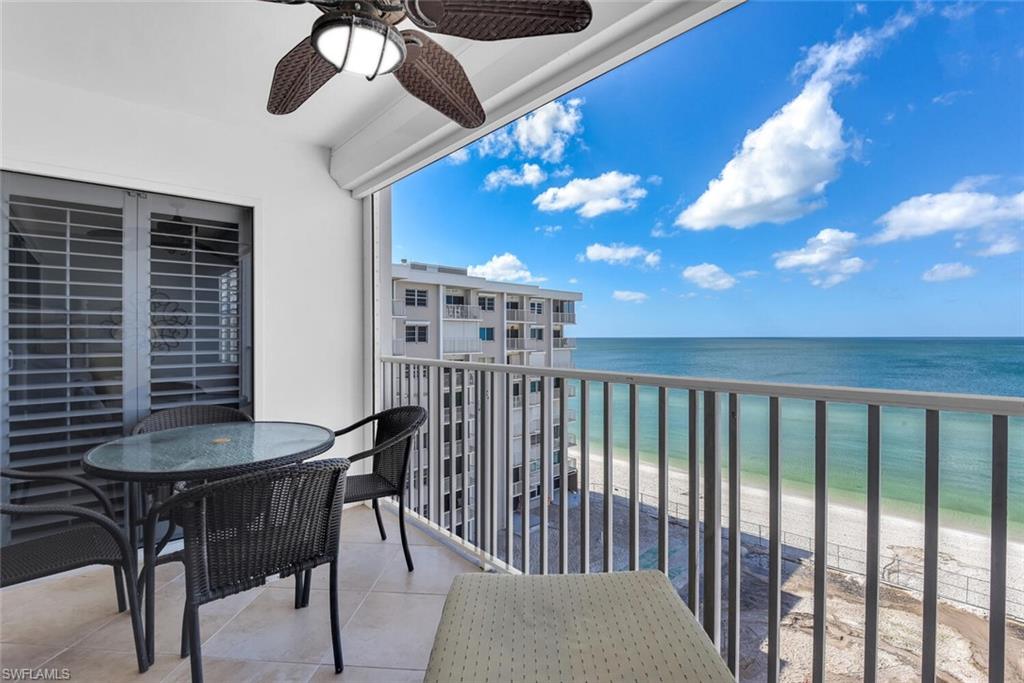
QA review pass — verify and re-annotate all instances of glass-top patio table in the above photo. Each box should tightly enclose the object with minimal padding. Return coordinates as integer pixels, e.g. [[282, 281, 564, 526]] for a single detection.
[[83, 421, 336, 664]]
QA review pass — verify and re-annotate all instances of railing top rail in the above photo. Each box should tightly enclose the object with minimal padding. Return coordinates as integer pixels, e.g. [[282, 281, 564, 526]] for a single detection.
[[380, 355, 1024, 415]]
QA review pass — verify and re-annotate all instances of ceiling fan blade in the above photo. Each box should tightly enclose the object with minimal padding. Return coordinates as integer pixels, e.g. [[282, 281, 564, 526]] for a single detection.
[[403, 0, 592, 41], [394, 31, 485, 129], [267, 37, 337, 115]]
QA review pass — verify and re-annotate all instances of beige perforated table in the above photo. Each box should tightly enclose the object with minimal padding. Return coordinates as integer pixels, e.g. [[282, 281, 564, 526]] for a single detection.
[[424, 570, 733, 683]]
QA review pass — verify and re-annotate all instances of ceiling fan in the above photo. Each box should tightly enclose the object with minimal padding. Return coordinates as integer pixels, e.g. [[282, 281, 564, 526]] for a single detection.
[[261, 0, 593, 128]]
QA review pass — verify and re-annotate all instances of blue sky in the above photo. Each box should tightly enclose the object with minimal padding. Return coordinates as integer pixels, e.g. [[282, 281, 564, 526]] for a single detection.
[[393, 1, 1024, 338]]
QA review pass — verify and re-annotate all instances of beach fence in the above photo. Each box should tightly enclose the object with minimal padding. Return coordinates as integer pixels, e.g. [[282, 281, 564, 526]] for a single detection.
[[618, 485, 1024, 620]]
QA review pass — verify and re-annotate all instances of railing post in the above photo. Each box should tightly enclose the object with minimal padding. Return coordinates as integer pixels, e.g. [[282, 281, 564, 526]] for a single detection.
[[865, 404, 881, 683], [505, 373, 514, 568], [521, 373, 530, 574], [989, 414, 1008, 682], [629, 384, 640, 571], [603, 382, 613, 573], [476, 369, 485, 554], [429, 366, 442, 527], [727, 393, 740, 677], [559, 377, 569, 574], [658, 387, 669, 575], [922, 409, 940, 682], [703, 391, 721, 645], [768, 396, 781, 683], [579, 379, 590, 574], [813, 400, 828, 683], [688, 389, 700, 614], [540, 375, 551, 575]]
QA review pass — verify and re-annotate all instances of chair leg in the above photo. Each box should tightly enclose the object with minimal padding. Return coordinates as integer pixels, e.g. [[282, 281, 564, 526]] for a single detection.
[[293, 571, 304, 609], [399, 496, 414, 572], [329, 560, 344, 673], [372, 498, 387, 540], [187, 602, 203, 683], [113, 565, 127, 613], [145, 535, 157, 664], [124, 561, 149, 674], [301, 569, 312, 608], [180, 607, 190, 658]]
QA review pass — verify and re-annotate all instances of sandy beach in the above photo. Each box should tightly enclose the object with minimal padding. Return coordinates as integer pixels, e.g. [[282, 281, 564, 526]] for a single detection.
[[575, 448, 1024, 618]]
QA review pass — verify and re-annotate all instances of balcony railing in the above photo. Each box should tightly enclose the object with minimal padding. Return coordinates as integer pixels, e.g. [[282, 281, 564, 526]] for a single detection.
[[553, 312, 576, 324], [506, 309, 543, 323], [392, 300, 406, 317], [553, 337, 576, 350], [391, 338, 406, 356], [506, 337, 526, 351], [443, 337, 482, 354], [380, 355, 1020, 681], [445, 303, 482, 320]]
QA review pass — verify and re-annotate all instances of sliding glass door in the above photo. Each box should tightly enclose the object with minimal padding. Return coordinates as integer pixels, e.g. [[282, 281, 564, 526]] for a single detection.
[[1, 172, 253, 543]]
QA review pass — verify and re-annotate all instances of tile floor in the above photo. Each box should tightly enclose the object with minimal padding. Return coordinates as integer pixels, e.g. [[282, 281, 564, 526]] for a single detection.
[[0, 505, 481, 683]]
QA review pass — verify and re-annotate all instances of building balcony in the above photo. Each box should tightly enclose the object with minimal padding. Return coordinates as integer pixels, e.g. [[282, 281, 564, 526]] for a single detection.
[[553, 337, 576, 350], [505, 337, 526, 351], [392, 299, 407, 317], [444, 303, 482, 320], [552, 312, 576, 324], [443, 337, 483, 354], [392, 338, 406, 356]]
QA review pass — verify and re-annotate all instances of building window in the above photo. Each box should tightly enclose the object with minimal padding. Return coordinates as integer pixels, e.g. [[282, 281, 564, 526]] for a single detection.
[[405, 324, 428, 343], [530, 327, 544, 341], [530, 301, 543, 314], [445, 293, 465, 305], [405, 289, 428, 307], [506, 300, 520, 310], [479, 327, 495, 341], [478, 295, 495, 311]]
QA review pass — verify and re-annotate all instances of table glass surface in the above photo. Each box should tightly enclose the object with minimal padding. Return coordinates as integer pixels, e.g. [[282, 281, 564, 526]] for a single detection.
[[84, 422, 334, 479]]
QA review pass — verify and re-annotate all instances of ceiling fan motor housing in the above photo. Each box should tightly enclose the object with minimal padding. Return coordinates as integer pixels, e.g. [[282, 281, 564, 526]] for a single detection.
[[312, 2, 407, 77]]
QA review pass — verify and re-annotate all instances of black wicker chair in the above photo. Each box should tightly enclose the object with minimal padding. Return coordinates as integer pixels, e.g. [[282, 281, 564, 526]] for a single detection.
[[1, 469, 148, 674], [132, 405, 252, 435], [294, 406, 426, 608], [144, 458, 350, 683]]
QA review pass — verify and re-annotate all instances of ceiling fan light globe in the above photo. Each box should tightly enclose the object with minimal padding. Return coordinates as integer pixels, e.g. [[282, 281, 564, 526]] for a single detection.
[[312, 12, 406, 78]]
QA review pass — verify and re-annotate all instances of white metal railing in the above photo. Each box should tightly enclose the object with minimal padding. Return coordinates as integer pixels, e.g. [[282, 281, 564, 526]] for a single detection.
[[445, 303, 482, 320], [443, 337, 482, 354], [506, 309, 526, 322], [506, 337, 526, 350], [380, 355, 1021, 682], [527, 336, 545, 351], [553, 337, 576, 349], [553, 312, 576, 324]]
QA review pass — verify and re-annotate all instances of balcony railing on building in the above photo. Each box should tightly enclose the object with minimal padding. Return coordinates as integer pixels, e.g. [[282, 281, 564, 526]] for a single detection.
[[392, 299, 406, 317], [445, 303, 482, 320], [553, 337, 576, 350], [552, 312, 576, 324], [443, 337, 483, 354], [379, 354, 1020, 682], [506, 337, 526, 351], [392, 338, 406, 356]]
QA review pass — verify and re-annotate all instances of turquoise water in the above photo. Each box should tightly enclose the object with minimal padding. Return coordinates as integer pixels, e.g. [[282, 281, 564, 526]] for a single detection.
[[569, 338, 1024, 533]]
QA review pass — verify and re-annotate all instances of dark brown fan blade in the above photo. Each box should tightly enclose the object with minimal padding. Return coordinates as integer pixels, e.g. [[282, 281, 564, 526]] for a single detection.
[[394, 30, 485, 128], [403, 0, 592, 41], [267, 37, 337, 115]]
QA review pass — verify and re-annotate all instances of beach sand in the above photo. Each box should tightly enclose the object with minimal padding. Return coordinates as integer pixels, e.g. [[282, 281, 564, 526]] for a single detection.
[[540, 449, 1024, 680]]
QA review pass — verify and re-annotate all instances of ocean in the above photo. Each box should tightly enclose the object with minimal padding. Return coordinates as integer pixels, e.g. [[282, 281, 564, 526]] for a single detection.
[[569, 338, 1024, 533]]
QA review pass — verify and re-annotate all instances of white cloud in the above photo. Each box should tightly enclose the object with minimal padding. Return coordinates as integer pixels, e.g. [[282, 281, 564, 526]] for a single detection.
[[941, 1, 977, 21], [855, 3, 868, 15], [675, 7, 925, 231], [682, 263, 737, 290], [580, 242, 660, 268], [774, 228, 867, 288], [534, 225, 563, 237], [646, 175, 663, 186], [468, 253, 545, 283], [932, 90, 972, 106], [951, 175, 998, 192], [871, 185, 1024, 243], [922, 262, 976, 282], [612, 290, 648, 303], [568, 277, 578, 284], [476, 98, 584, 163], [534, 171, 647, 218], [447, 148, 470, 165], [739, 270, 761, 278], [483, 163, 547, 191], [553, 165, 574, 178], [978, 233, 1022, 257]]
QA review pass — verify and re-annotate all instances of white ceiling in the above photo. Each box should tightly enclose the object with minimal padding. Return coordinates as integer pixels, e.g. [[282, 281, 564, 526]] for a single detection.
[[1, 0, 739, 193]]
